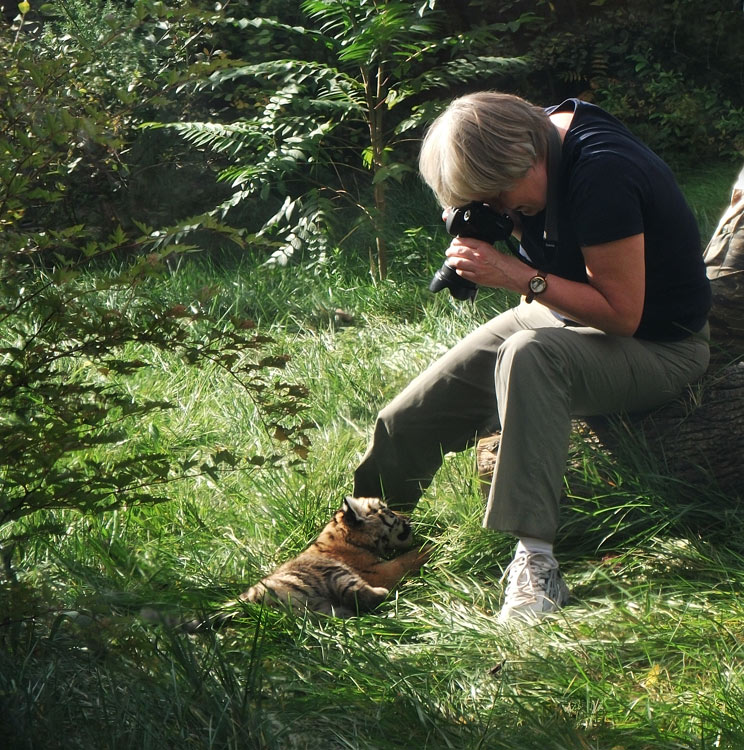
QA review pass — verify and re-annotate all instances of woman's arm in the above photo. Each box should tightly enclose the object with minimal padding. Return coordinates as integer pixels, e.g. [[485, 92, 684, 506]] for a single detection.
[[445, 232, 645, 337]]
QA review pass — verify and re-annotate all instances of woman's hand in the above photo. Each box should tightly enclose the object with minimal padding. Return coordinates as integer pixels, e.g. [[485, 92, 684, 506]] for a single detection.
[[444, 237, 529, 291]]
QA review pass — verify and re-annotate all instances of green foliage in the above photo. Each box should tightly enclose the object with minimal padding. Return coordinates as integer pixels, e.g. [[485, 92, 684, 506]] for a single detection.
[[593, 54, 744, 162], [2, 2, 744, 745], [0, 261, 313, 527], [524, 0, 744, 163], [0, 5, 311, 535], [153, 1, 533, 277], [0, 162, 740, 748]]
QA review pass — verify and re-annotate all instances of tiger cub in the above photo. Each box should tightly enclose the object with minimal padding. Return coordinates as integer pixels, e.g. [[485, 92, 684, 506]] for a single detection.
[[241, 496, 430, 619]]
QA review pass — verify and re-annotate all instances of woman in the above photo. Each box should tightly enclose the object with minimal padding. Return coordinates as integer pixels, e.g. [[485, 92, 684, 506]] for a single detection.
[[353, 92, 711, 622]]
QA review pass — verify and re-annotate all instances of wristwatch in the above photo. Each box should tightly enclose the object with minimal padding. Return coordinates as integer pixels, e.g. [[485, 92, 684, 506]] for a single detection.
[[525, 272, 548, 303]]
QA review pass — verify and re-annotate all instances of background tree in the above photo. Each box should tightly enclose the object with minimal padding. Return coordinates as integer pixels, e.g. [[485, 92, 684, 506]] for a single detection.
[[148, 0, 744, 279], [153, 0, 536, 278]]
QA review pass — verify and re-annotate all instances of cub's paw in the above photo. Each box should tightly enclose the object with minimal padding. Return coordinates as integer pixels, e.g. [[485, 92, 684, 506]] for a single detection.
[[415, 545, 434, 565], [359, 585, 390, 609]]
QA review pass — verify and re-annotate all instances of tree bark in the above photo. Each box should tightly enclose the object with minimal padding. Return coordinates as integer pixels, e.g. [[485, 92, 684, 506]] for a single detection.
[[478, 178, 744, 498]]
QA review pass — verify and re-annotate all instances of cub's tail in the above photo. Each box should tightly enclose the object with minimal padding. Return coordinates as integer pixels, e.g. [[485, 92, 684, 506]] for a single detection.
[[139, 583, 267, 633], [182, 587, 267, 631], [140, 599, 248, 633]]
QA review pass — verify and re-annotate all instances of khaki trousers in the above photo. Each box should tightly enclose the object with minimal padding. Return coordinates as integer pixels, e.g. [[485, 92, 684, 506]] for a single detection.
[[353, 301, 710, 542]]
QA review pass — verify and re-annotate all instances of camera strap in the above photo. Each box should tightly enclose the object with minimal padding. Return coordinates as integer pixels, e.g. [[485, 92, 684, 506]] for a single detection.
[[518, 123, 563, 268], [543, 123, 563, 252]]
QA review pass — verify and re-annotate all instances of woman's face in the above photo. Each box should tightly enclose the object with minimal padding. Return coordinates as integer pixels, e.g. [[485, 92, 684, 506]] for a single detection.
[[491, 160, 548, 217]]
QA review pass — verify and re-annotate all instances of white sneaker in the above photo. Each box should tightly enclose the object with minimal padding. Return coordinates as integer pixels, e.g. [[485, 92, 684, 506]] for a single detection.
[[498, 549, 570, 623]]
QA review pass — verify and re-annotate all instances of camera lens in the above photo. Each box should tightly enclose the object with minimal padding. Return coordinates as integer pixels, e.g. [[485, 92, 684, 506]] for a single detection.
[[428, 263, 477, 301]]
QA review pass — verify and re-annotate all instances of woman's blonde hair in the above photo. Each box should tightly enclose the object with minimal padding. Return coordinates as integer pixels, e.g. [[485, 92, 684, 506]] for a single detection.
[[418, 91, 551, 208]]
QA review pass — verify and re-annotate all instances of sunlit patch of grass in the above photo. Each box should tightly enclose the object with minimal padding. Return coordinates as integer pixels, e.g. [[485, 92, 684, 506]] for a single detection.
[[3, 163, 743, 748]]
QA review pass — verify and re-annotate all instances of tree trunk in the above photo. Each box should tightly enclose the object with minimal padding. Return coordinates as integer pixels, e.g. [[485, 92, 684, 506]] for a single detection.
[[478, 181, 744, 498], [364, 63, 388, 280]]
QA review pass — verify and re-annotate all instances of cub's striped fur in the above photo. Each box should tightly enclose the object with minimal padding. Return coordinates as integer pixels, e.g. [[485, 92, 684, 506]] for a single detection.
[[162, 497, 429, 631], [241, 496, 429, 619]]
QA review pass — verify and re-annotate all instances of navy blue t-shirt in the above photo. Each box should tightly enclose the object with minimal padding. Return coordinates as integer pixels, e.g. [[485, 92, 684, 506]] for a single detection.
[[519, 99, 711, 341]]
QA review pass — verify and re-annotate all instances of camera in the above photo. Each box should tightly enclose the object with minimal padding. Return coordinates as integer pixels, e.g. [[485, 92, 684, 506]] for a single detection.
[[429, 201, 514, 301]]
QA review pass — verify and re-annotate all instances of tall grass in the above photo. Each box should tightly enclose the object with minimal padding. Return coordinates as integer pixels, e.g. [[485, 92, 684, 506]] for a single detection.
[[1, 164, 743, 749]]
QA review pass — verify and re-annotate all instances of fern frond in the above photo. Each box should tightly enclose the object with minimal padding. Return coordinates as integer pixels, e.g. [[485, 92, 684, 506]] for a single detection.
[[148, 121, 267, 158]]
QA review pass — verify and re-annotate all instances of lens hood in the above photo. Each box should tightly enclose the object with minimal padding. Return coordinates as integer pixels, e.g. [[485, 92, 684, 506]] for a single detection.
[[428, 263, 477, 301]]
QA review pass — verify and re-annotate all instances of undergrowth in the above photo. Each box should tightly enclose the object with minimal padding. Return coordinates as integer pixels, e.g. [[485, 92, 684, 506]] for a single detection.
[[1, 163, 742, 749]]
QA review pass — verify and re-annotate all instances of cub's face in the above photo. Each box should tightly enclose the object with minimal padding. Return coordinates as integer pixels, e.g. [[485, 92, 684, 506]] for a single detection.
[[342, 496, 414, 555]]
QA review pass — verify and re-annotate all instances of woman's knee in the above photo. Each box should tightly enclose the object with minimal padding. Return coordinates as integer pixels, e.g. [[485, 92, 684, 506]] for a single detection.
[[496, 328, 568, 374]]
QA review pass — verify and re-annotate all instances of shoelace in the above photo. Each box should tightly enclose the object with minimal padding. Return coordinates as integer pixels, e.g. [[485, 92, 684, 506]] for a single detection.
[[500, 551, 558, 607]]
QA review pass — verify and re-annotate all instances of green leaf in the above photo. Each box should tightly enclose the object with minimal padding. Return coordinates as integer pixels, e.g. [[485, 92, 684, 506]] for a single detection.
[[371, 162, 413, 185]]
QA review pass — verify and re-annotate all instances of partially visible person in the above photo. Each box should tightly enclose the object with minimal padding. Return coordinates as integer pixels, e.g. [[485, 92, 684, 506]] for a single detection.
[[703, 162, 744, 361], [732, 164, 744, 204], [704, 163, 744, 279], [352, 92, 711, 622]]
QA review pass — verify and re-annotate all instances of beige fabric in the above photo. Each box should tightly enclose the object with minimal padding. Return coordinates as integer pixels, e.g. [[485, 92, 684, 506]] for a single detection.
[[354, 302, 709, 542], [704, 164, 744, 279]]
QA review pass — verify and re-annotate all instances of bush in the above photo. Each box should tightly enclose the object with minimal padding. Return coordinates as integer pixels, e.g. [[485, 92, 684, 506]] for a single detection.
[[0, 4, 310, 540], [522, 0, 744, 163]]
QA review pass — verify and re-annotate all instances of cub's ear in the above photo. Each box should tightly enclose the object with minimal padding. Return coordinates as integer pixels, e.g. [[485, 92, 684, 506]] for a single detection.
[[342, 496, 365, 523]]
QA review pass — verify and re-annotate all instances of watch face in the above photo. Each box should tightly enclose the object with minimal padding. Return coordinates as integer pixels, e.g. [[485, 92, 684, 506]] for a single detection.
[[529, 275, 547, 294]]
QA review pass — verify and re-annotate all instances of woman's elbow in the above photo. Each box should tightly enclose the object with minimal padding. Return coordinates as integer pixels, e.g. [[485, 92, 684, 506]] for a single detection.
[[607, 311, 642, 337]]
